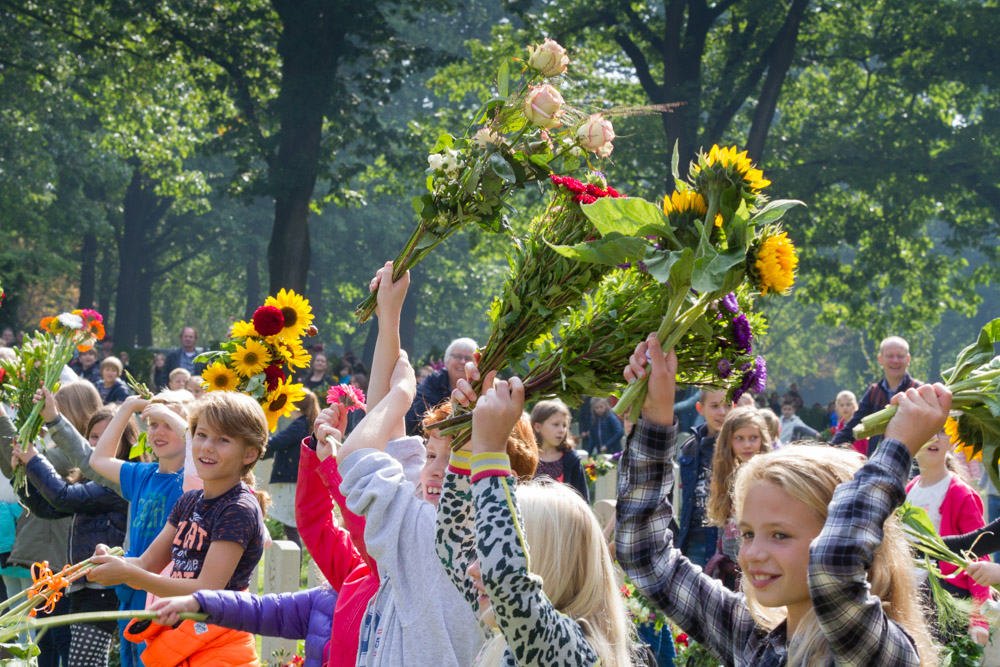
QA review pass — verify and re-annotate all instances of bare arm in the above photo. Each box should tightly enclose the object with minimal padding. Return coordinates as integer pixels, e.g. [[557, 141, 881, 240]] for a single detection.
[[334, 355, 416, 462], [364, 261, 410, 419], [90, 396, 148, 484]]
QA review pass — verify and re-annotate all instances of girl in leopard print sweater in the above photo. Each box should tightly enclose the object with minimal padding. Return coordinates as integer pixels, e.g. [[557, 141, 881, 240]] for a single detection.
[[438, 371, 635, 667]]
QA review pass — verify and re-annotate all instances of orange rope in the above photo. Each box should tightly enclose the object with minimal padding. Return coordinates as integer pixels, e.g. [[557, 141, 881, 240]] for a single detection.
[[26, 561, 71, 617]]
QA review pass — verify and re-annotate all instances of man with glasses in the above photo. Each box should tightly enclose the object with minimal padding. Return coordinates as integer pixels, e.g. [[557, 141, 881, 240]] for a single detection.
[[404, 337, 478, 435]]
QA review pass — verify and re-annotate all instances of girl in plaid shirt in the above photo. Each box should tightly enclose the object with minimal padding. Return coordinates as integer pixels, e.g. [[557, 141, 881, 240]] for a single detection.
[[617, 334, 943, 666]]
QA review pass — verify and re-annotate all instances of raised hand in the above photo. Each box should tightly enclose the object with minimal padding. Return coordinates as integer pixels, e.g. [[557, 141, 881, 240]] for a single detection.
[[885, 383, 952, 456], [623, 334, 677, 427], [470, 377, 525, 455], [371, 260, 410, 321]]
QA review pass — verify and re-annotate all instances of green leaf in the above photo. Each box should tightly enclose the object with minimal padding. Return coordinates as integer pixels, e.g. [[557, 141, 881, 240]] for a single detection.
[[497, 59, 509, 98], [943, 318, 1000, 384], [193, 350, 225, 364], [429, 133, 455, 153], [750, 199, 806, 226], [669, 247, 696, 287], [488, 153, 516, 185], [643, 248, 688, 284], [245, 372, 265, 396], [581, 197, 672, 238], [691, 247, 746, 294], [129, 432, 150, 459], [547, 234, 648, 265], [670, 139, 680, 182], [1, 642, 40, 659]]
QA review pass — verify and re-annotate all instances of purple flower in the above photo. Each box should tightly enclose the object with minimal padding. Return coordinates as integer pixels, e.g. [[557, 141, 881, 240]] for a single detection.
[[611, 451, 623, 462], [717, 358, 732, 378], [722, 292, 739, 313], [732, 314, 752, 353], [616, 263, 632, 269], [752, 356, 767, 394], [636, 260, 648, 273]]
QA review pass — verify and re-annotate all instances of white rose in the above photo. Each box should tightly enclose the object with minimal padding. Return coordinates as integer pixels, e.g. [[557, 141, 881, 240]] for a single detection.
[[523, 84, 565, 129], [576, 114, 615, 153], [527, 38, 569, 78]]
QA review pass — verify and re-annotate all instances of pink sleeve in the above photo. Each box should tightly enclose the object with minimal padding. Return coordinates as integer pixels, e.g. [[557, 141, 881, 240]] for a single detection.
[[295, 441, 366, 590]]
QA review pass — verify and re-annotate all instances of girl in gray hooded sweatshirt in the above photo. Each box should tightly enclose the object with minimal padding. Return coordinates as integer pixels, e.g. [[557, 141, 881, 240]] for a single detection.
[[321, 261, 483, 667]]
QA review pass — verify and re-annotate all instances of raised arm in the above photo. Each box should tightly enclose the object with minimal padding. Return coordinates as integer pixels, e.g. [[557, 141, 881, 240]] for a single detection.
[[365, 261, 410, 413], [23, 451, 125, 515], [615, 335, 752, 663], [90, 395, 148, 485], [810, 383, 950, 663]]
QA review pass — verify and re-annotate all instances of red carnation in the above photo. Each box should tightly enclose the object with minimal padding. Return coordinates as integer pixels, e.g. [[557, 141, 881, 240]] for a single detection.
[[563, 178, 586, 194], [263, 364, 285, 391], [549, 174, 564, 186], [573, 193, 598, 205], [585, 184, 607, 198], [606, 186, 622, 198], [0, 368, 6, 385], [676, 633, 689, 648], [252, 305, 284, 337]]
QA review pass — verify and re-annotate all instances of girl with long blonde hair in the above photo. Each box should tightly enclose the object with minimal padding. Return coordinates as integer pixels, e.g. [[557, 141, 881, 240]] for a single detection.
[[444, 371, 634, 667], [617, 335, 943, 666]]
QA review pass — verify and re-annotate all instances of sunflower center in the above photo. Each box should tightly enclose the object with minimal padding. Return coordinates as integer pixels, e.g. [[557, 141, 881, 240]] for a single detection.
[[270, 394, 289, 412], [281, 307, 298, 328], [214, 375, 229, 388], [245, 351, 259, 366]]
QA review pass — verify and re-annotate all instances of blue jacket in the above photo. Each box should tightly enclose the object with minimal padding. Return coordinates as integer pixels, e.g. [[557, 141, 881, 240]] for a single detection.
[[590, 413, 625, 454], [263, 415, 309, 484], [21, 454, 127, 565], [405, 368, 451, 435], [99, 377, 131, 405], [676, 423, 718, 556], [195, 584, 337, 667]]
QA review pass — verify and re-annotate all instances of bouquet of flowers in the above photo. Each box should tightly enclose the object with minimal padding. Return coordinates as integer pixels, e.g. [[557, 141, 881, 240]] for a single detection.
[[549, 144, 801, 416], [0, 309, 105, 492], [582, 452, 620, 482], [854, 318, 1000, 487], [355, 37, 673, 322], [620, 577, 670, 632], [197, 289, 315, 431]]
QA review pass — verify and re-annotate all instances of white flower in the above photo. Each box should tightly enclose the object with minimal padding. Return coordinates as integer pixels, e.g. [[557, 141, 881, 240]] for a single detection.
[[576, 114, 615, 154], [57, 313, 84, 330], [427, 154, 444, 171]]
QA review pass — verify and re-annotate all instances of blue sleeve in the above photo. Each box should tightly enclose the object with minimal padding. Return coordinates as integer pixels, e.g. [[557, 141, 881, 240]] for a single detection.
[[25, 455, 125, 515], [118, 462, 145, 502], [601, 416, 624, 449], [265, 418, 309, 459]]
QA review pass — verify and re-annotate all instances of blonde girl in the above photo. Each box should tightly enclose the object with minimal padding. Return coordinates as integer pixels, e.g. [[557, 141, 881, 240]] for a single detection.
[[444, 372, 634, 666], [530, 399, 589, 501], [705, 407, 771, 587], [618, 335, 942, 666], [90, 391, 269, 666]]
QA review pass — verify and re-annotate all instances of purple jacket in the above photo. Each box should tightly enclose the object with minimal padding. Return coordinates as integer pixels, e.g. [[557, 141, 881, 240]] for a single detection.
[[193, 586, 337, 667]]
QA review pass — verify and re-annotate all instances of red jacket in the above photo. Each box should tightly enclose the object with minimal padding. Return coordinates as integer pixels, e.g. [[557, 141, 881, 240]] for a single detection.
[[906, 474, 990, 627], [296, 442, 380, 667]]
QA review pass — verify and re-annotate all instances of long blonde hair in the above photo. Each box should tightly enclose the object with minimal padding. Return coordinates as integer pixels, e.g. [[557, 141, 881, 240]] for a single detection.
[[55, 381, 102, 435], [732, 444, 937, 666], [476, 480, 634, 667], [188, 392, 270, 514], [707, 407, 771, 526]]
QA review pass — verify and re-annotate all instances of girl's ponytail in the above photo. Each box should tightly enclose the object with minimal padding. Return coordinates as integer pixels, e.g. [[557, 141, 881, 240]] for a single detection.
[[242, 468, 271, 517]]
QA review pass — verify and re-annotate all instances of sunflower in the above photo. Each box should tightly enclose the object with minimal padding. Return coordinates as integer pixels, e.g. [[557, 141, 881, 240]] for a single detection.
[[264, 289, 313, 340], [691, 144, 771, 203], [662, 190, 707, 217], [201, 362, 240, 392], [231, 338, 271, 377], [230, 320, 258, 338], [754, 232, 798, 295], [283, 338, 311, 370], [945, 416, 980, 462], [263, 379, 307, 431]]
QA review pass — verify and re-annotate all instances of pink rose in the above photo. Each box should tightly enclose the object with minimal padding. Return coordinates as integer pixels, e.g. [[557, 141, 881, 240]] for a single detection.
[[523, 84, 565, 129], [527, 38, 569, 78], [576, 114, 615, 154]]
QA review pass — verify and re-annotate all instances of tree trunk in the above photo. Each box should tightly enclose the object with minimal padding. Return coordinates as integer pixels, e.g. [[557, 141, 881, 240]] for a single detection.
[[746, 0, 810, 160], [78, 232, 97, 309], [244, 245, 260, 320], [136, 272, 154, 347], [267, 1, 345, 294]]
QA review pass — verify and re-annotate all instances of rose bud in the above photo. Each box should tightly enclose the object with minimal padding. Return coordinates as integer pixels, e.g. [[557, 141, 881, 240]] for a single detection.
[[523, 84, 565, 129], [306, 325, 319, 337], [526, 38, 569, 78], [576, 114, 615, 153]]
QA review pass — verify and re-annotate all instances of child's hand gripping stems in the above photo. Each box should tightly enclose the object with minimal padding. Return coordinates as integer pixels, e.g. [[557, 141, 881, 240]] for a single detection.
[[623, 333, 678, 428], [314, 404, 347, 461]]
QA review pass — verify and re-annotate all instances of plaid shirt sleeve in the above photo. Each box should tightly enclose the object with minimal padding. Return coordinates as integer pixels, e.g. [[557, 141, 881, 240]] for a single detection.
[[809, 437, 921, 666], [616, 418, 755, 664]]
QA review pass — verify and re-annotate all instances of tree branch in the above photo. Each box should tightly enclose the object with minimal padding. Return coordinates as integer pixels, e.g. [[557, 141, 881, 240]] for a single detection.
[[612, 27, 665, 103]]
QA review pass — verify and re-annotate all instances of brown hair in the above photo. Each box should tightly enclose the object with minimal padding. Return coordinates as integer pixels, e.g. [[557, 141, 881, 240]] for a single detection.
[[55, 381, 102, 435], [296, 391, 320, 428], [422, 401, 538, 480], [529, 399, 576, 452], [100, 356, 123, 374], [188, 392, 270, 514], [66, 406, 144, 483], [707, 406, 772, 526]]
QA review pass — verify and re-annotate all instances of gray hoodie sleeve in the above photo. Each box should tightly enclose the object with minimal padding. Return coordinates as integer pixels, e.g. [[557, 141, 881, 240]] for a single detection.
[[46, 415, 122, 496], [339, 448, 443, 625]]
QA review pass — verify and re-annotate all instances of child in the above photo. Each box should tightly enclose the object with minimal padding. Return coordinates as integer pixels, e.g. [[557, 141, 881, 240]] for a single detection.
[[588, 397, 624, 455], [617, 334, 941, 664], [905, 429, 989, 646], [442, 370, 634, 666], [324, 261, 485, 666], [71, 348, 102, 384], [757, 407, 780, 445], [98, 356, 131, 405], [150, 353, 169, 393], [15, 404, 138, 667], [530, 399, 590, 501], [85, 390, 192, 667], [168, 367, 191, 391], [833, 390, 868, 455], [88, 391, 269, 667], [676, 387, 732, 566], [705, 406, 772, 588], [777, 398, 818, 446]]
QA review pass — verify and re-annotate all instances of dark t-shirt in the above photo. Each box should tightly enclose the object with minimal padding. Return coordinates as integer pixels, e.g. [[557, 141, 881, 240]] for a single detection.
[[167, 483, 265, 591]]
